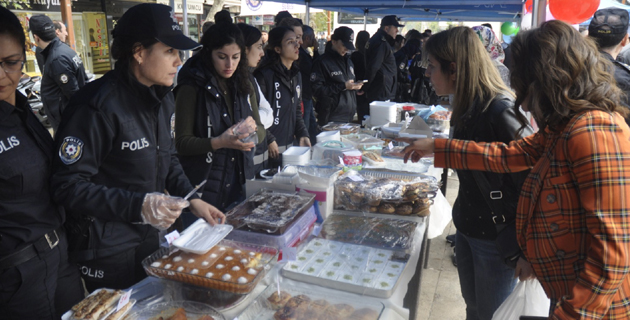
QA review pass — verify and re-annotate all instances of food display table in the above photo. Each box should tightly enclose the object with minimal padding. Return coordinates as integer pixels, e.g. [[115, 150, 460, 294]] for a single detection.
[[66, 117, 457, 320], [125, 214, 427, 320]]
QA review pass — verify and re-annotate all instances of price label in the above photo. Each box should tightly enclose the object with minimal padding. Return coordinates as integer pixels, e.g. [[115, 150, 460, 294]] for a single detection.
[[164, 230, 180, 245], [281, 247, 297, 261], [116, 289, 132, 312], [348, 175, 364, 182], [312, 225, 322, 236], [387, 141, 394, 150]]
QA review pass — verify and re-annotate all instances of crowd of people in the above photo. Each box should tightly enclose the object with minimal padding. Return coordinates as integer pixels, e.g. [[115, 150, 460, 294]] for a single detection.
[[3, 2, 630, 319]]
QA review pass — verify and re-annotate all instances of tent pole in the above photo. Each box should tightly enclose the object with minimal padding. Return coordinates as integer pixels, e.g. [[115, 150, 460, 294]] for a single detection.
[[364, 9, 368, 31], [305, 0, 310, 25], [531, 0, 547, 27], [183, 0, 189, 60]]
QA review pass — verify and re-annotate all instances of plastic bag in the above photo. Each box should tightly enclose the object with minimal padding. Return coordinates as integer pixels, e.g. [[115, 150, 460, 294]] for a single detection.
[[233, 117, 258, 144], [491, 279, 550, 320]]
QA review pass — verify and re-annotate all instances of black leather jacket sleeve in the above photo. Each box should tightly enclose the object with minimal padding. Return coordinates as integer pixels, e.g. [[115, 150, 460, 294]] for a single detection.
[[51, 105, 145, 223]]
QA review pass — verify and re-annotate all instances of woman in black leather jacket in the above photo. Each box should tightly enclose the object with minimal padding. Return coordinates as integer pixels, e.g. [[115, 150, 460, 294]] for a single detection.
[[254, 26, 310, 168], [423, 27, 534, 320]]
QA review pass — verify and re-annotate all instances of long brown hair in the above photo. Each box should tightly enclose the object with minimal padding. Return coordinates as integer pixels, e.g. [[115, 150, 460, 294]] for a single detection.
[[510, 20, 626, 133], [424, 27, 514, 128]]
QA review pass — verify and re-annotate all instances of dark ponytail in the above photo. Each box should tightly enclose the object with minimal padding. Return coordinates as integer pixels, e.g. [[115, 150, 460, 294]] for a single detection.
[[256, 26, 295, 72], [237, 23, 262, 49]]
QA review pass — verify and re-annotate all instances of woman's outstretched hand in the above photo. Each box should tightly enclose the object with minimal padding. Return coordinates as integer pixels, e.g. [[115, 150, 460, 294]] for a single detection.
[[395, 137, 436, 163]]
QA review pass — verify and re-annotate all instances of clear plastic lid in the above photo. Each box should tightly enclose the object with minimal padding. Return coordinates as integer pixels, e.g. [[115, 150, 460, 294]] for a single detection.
[[173, 219, 233, 254]]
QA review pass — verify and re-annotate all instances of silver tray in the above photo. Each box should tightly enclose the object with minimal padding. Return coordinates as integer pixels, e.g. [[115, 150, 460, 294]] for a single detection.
[[238, 282, 385, 320]]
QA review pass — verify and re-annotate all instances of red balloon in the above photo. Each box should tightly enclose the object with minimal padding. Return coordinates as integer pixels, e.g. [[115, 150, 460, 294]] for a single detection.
[[549, 0, 600, 25], [525, 0, 533, 14]]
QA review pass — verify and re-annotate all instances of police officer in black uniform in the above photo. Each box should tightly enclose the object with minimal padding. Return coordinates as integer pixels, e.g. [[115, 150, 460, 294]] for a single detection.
[[588, 8, 630, 124], [51, 4, 225, 292], [362, 15, 404, 103], [30, 15, 87, 132], [0, 7, 83, 319], [311, 27, 363, 125]]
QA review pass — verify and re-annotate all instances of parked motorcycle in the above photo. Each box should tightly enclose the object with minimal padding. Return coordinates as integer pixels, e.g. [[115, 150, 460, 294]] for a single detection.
[[17, 74, 51, 128]]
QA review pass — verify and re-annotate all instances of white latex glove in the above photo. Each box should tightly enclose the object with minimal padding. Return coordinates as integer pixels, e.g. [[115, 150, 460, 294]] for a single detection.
[[141, 193, 189, 230]]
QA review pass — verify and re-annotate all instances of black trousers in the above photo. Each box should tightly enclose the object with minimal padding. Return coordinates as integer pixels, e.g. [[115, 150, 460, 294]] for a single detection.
[[80, 231, 159, 293], [0, 230, 84, 320]]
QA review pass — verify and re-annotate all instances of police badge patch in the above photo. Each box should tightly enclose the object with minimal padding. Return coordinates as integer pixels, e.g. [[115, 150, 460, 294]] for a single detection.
[[296, 85, 301, 99], [60, 74, 69, 84], [59, 136, 84, 165], [310, 72, 317, 82]]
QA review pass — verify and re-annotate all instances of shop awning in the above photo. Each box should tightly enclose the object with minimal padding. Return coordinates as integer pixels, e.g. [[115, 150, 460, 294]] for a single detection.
[[157, 0, 205, 14]]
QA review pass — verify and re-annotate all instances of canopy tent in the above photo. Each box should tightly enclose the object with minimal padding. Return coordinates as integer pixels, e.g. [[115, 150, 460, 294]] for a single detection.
[[278, 0, 523, 21]]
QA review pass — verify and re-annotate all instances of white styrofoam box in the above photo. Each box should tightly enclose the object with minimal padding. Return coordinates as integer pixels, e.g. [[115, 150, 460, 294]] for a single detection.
[[282, 146, 311, 166], [316, 130, 340, 143], [296, 183, 335, 220], [370, 101, 399, 126]]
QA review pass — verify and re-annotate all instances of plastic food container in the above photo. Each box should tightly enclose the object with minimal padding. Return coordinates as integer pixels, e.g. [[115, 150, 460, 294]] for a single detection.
[[282, 146, 311, 166], [173, 219, 233, 254], [282, 238, 409, 298], [334, 170, 439, 217], [321, 122, 360, 135], [319, 212, 418, 252], [238, 281, 385, 320], [225, 189, 316, 234], [224, 206, 317, 249], [380, 123, 404, 139], [316, 130, 340, 143], [296, 166, 342, 187], [341, 134, 385, 154], [142, 239, 278, 294], [126, 301, 226, 320], [312, 140, 355, 162], [425, 118, 450, 132]]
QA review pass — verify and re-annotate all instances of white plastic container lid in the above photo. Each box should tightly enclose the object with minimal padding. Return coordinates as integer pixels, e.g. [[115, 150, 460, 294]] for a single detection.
[[172, 218, 233, 254], [316, 130, 340, 143]]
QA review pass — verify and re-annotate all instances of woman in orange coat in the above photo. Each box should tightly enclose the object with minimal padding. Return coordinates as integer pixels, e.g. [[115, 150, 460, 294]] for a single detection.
[[399, 20, 630, 319]]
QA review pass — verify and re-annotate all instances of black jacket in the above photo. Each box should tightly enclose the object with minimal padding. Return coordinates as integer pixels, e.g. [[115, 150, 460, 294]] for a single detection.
[[254, 62, 309, 149], [175, 55, 254, 210], [40, 38, 87, 128], [51, 66, 197, 260], [603, 52, 630, 116], [451, 95, 532, 241], [350, 50, 367, 81], [311, 45, 357, 125], [299, 47, 314, 101], [364, 29, 397, 102], [0, 92, 62, 255]]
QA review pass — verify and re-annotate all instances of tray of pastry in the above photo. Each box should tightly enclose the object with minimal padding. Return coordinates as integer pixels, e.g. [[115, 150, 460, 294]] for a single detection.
[[334, 170, 439, 217], [225, 189, 316, 234], [126, 301, 225, 320], [238, 281, 384, 320], [319, 212, 418, 252], [142, 239, 278, 294], [62, 288, 135, 320], [322, 122, 361, 135], [281, 238, 409, 299]]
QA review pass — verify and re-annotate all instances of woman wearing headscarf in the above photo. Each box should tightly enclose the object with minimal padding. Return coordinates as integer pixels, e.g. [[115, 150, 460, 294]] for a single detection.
[[472, 25, 511, 87]]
